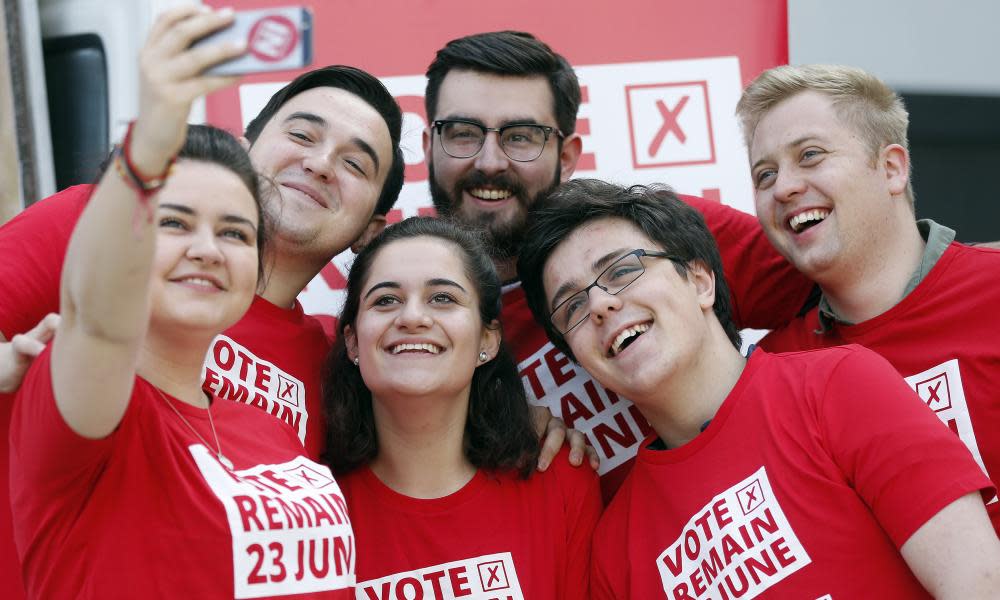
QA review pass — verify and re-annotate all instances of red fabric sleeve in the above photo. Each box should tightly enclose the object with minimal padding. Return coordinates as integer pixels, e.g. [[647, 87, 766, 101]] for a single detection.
[[8, 346, 115, 562], [679, 195, 814, 330], [590, 553, 618, 599], [0, 186, 94, 599], [590, 492, 630, 599], [0, 185, 92, 339], [818, 346, 994, 547], [550, 448, 603, 599], [10, 347, 113, 489]]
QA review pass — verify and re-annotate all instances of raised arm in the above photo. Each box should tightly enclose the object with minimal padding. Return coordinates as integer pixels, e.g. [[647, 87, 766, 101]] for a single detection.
[[51, 6, 242, 438]]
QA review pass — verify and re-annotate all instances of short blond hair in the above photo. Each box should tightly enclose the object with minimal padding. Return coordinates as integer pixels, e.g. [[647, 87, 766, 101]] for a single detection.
[[736, 64, 914, 206]]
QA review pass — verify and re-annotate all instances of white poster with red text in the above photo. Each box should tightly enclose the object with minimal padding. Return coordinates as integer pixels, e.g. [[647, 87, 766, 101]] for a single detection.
[[193, 445, 355, 598]]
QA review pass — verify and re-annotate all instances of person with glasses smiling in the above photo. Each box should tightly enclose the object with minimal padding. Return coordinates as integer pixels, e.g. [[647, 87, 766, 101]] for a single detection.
[[422, 31, 815, 502], [517, 178, 1000, 599], [548, 249, 681, 336], [423, 31, 582, 285]]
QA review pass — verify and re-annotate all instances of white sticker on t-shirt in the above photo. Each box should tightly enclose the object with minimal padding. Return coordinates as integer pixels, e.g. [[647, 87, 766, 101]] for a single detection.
[[903, 359, 995, 504], [192, 445, 355, 598], [356, 552, 523, 600], [203, 335, 308, 444], [518, 342, 650, 475], [656, 467, 811, 599]]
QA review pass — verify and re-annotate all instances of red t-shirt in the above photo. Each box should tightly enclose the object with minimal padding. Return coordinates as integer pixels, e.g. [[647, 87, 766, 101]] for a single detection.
[[340, 448, 602, 600], [0, 186, 89, 340], [0, 185, 91, 598], [204, 296, 332, 460], [761, 243, 1000, 531], [503, 195, 813, 502], [10, 348, 354, 599], [591, 347, 994, 599]]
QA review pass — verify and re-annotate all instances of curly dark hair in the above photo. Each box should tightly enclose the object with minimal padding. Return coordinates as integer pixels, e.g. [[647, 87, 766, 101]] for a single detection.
[[322, 217, 540, 477]]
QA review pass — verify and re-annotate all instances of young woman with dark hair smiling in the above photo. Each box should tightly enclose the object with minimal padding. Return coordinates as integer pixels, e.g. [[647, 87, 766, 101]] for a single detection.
[[9, 7, 354, 598], [323, 217, 601, 598]]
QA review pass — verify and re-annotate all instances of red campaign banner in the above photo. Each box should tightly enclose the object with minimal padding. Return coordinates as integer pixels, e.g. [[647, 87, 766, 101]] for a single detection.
[[206, 0, 786, 137], [204, 0, 787, 322]]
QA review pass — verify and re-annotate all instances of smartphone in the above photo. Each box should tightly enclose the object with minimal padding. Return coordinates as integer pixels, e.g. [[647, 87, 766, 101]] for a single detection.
[[194, 6, 313, 76]]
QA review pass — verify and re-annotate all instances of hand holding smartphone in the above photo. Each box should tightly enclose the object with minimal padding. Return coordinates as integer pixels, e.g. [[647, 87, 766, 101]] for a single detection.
[[193, 6, 313, 76]]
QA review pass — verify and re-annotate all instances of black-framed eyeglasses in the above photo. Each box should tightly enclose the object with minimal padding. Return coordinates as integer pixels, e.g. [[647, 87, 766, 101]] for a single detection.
[[549, 249, 681, 335], [431, 119, 564, 162]]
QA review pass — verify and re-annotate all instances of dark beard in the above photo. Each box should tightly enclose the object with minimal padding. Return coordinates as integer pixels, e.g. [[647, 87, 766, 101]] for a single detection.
[[428, 162, 561, 261]]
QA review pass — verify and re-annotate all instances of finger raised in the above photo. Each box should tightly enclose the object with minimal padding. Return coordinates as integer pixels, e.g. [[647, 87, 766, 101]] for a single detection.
[[156, 7, 236, 58]]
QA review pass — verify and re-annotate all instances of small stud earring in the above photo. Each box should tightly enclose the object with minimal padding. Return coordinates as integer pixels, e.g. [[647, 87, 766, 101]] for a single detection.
[[353, 357, 359, 366], [479, 351, 488, 363]]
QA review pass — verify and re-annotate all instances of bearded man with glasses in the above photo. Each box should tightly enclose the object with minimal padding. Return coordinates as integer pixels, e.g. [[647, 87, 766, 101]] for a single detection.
[[423, 32, 581, 282], [517, 179, 1000, 599], [422, 31, 815, 500]]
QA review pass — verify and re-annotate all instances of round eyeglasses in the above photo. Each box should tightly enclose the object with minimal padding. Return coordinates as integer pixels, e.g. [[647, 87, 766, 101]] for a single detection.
[[432, 119, 564, 162], [549, 249, 681, 335]]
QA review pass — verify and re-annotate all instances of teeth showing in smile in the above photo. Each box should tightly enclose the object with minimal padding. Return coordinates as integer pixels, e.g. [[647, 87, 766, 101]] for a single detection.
[[468, 188, 512, 201], [390, 343, 441, 355], [611, 323, 650, 357], [788, 209, 831, 233], [179, 277, 219, 289]]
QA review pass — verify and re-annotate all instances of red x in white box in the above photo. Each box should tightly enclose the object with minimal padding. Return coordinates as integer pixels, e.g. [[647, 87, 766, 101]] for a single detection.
[[625, 81, 716, 169]]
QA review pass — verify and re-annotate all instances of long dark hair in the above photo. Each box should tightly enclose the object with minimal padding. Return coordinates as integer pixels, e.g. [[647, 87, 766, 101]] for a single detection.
[[322, 217, 540, 477]]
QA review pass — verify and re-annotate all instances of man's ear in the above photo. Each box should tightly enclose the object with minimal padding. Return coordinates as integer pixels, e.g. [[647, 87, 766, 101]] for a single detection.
[[559, 133, 583, 183], [422, 126, 432, 162], [882, 143, 910, 197], [238, 136, 251, 152], [351, 215, 387, 254], [344, 324, 358, 362], [687, 260, 717, 312]]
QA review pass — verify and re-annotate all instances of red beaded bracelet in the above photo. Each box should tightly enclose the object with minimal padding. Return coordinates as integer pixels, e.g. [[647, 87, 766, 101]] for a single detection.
[[113, 121, 176, 232], [115, 121, 175, 195]]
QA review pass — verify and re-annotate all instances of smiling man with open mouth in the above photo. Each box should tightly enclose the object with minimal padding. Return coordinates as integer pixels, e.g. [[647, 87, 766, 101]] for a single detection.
[[422, 33, 583, 284], [517, 178, 1000, 599], [740, 64, 1000, 539]]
